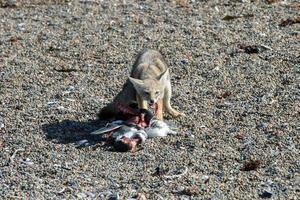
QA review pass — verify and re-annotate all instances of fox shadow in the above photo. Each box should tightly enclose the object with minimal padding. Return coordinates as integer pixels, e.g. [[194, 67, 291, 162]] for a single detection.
[[41, 118, 110, 146]]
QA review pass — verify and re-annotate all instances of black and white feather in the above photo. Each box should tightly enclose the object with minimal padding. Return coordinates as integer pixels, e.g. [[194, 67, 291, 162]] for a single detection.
[[145, 119, 177, 138]]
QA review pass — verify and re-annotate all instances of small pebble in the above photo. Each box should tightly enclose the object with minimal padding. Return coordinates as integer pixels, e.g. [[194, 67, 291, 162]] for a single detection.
[[85, 192, 96, 198], [57, 106, 65, 110], [75, 139, 90, 147], [17, 23, 26, 32], [257, 122, 268, 130], [47, 101, 57, 106], [76, 193, 87, 198], [180, 59, 189, 65], [109, 193, 120, 200], [4, 0, 18, 7], [202, 175, 209, 183], [99, 191, 113, 198], [22, 158, 34, 165]]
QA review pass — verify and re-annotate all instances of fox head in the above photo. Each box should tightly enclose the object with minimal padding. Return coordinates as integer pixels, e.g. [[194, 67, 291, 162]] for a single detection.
[[129, 69, 169, 106]]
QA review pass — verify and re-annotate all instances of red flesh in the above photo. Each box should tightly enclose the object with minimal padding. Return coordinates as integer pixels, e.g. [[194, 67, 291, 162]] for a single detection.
[[116, 102, 140, 116], [120, 136, 141, 152], [115, 102, 152, 128]]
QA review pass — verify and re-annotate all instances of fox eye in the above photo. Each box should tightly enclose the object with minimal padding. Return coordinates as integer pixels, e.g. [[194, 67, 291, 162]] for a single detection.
[[144, 91, 150, 96], [155, 91, 160, 95]]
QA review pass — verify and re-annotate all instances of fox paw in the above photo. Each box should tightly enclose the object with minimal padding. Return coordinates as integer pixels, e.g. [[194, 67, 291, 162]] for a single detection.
[[155, 113, 164, 121], [171, 111, 185, 118]]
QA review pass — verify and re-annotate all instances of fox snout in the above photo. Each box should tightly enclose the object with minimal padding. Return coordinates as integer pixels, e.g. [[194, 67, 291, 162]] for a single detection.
[[148, 99, 157, 107], [149, 99, 155, 106], [143, 98, 156, 107]]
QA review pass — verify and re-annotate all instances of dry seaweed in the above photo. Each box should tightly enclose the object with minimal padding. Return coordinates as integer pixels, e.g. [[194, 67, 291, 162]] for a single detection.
[[222, 14, 254, 21], [181, 186, 199, 196], [279, 16, 300, 26], [241, 160, 261, 171]]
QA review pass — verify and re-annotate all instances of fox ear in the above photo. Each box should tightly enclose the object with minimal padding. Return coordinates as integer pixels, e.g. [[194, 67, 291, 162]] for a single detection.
[[158, 69, 169, 83], [129, 77, 144, 90]]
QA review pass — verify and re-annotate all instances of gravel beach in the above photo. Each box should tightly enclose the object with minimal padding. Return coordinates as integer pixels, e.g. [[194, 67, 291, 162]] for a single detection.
[[0, 0, 299, 199]]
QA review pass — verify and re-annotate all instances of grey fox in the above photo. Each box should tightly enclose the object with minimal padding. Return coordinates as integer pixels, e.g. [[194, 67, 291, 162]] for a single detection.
[[98, 49, 185, 120]]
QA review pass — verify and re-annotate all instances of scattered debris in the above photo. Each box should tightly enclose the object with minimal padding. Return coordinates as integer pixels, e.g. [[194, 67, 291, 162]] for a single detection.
[[56, 106, 65, 110], [235, 133, 247, 140], [132, 193, 147, 200], [9, 36, 22, 42], [281, 75, 292, 85], [53, 163, 72, 170], [65, 98, 76, 102], [153, 166, 169, 176], [85, 192, 96, 198], [217, 91, 232, 99], [0, 116, 3, 126], [241, 160, 261, 171], [62, 86, 76, 95], [243, 46, 260, 54], [202, 175, 210, 184], [21, 158, 34, 166], [76, 192, 87, 198], [280, 16, 300, 26], [98, 191, 113, 198], [0, 0, 18, 8], [47, 101, 58, 106], [265, 0, 281, 4], [165, 166, 188, 179], [57, 187, 73, 194], [0, 138, 4, 149], [47, 46, 61, 52], [287, 2, 300, 10], [222, 14, 254, 21], [230, 44, 272, 56], [10, 148, 25, 164], [258, 44, 273, 51], [238, 44, 271, 54], [181, 186, 199, 196], [79, 0, 100, 5], [257, 122, 269, 130], [170, 0, 190, 8], [54, 67, 78, 72]]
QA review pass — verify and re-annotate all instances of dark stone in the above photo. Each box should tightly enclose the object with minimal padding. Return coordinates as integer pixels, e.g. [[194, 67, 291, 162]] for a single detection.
[[259, 191, 273, 198]]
